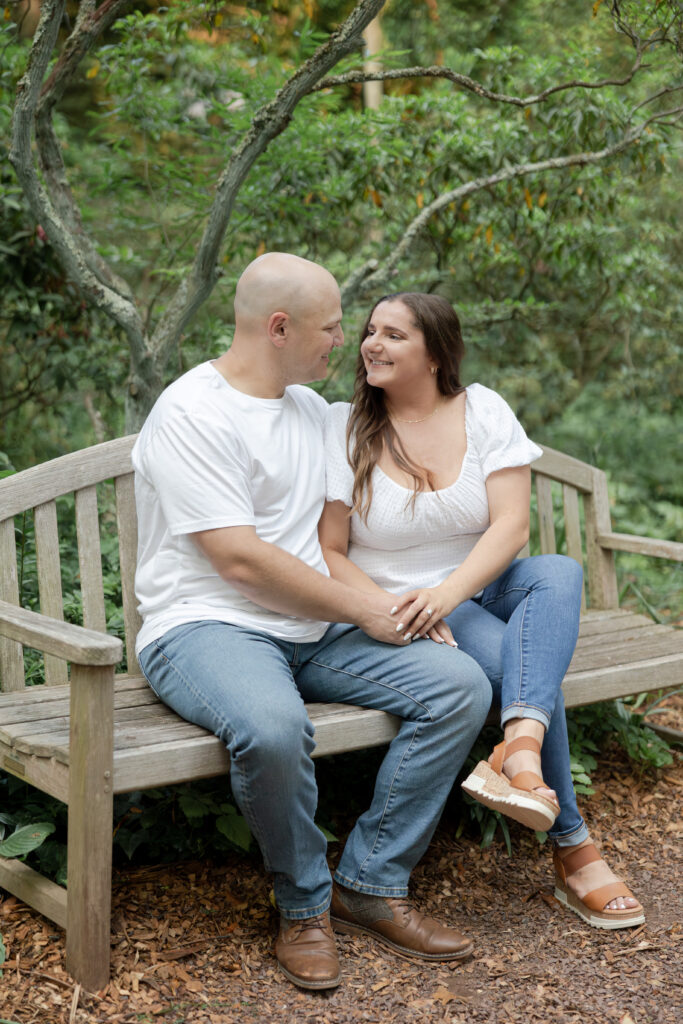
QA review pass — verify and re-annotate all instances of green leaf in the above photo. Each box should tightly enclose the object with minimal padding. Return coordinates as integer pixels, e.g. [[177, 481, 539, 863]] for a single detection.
[[178, 794, 208, 820], [0, 822, 55, 858], [216, 813, 251, 851]]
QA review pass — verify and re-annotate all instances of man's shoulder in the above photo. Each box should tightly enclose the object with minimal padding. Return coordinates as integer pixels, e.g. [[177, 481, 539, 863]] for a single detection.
[[287, 384, 329, 419], [133, 363, 237, 459]]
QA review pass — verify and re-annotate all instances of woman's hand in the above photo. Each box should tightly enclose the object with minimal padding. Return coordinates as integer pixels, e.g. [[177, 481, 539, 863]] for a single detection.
[[391, 586, 458, 646]]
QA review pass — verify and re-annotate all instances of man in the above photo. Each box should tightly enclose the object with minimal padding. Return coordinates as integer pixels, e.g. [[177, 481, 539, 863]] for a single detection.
[[132, 252, 491, 990]]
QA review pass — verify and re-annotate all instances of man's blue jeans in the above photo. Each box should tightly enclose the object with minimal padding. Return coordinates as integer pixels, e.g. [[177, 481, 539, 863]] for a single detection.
[[138, 621, 491, 919], [445, 554, 589, 846]]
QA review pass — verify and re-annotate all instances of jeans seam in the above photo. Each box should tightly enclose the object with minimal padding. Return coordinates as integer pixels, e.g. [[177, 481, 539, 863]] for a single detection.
[[354, 723, 421, 883], [306, 659, 433, 719]]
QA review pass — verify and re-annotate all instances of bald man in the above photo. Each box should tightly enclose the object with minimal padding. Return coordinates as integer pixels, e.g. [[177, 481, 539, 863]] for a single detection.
[[132, 253, 490, 990]]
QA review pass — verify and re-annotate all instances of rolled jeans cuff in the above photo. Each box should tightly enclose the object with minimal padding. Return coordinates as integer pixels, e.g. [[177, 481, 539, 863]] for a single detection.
[[550, 822, 590, 847], [279, 894, 332, 921], [333, 871, 409, 899], [500, 703, 551, 731]]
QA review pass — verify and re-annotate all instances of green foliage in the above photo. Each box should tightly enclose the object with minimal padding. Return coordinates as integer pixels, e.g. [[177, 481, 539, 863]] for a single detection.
[[0, 809, 56, 975]]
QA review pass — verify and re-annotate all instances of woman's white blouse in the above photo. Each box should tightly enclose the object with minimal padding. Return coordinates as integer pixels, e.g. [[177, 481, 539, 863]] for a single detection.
[[324, 383, 543, 595]]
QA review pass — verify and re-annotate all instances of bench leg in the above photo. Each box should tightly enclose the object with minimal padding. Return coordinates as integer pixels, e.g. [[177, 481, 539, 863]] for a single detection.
[[65, 664, 115, 991]]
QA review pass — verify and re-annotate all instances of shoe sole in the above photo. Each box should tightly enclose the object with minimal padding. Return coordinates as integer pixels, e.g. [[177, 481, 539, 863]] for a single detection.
[[462, 761, 559, 831], [330, 916, 473, 962], [554, 885, 646, 930], [277, 962, 342, 990]]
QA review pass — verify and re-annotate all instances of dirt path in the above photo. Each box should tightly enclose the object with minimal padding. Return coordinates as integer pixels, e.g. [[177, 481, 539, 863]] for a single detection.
[[1, 744, 681, 1024]]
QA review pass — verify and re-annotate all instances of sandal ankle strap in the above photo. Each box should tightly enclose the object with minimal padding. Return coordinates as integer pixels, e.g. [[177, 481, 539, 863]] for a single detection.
[[554, 842, 601, 880]]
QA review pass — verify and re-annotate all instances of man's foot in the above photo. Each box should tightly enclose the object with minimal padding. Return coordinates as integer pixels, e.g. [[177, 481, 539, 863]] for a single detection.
[[553, 841, 645, 929], [330, 883, 473, 962], [275, 912, 341, 989]]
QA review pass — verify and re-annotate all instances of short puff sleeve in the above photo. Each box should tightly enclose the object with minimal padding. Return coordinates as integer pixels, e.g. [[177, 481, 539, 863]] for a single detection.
[[324, 402, 354, 507], [467, 383, 543, 479]]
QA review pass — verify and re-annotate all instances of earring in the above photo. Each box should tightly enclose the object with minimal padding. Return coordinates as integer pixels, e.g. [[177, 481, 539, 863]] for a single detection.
[[430, 366, 438, 375]]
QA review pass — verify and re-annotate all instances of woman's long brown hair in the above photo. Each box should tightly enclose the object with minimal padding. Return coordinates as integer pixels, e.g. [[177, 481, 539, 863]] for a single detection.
[[347, 293, 466, 521]]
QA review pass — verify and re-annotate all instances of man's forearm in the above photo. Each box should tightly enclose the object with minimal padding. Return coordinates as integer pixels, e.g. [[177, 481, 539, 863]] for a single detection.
[[193, 527, 402, 643]]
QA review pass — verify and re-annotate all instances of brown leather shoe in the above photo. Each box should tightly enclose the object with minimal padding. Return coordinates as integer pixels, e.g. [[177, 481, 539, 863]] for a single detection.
[[275, 912, 341, 990], [330, 883, 473, 962]]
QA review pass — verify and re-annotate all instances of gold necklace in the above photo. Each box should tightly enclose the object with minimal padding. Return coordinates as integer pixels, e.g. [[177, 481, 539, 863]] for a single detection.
[[389, 398, 444, 424]]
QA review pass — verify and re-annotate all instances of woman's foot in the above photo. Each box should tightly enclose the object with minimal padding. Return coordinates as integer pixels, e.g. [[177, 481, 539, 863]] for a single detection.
[[553, 840, 645, 928], [461, 722, 560, 831], [495, 718, 558, 807]]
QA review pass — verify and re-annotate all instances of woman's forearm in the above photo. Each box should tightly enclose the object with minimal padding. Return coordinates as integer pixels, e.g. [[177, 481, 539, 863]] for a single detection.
[[322, 548, 387, 597], [439, 516, 528, 610]]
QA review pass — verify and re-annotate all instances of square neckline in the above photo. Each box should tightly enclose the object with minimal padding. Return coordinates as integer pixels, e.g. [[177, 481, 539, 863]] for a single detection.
[[374, 387, 472, 497]]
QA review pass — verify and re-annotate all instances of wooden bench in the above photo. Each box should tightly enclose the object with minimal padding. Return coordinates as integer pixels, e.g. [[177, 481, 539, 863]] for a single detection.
[[1, 436, 682, 991]]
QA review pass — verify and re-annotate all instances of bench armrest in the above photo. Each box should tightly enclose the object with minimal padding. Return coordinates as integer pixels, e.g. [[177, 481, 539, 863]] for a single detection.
[[597, 532, 683, 562], [0, 599, 123, 666]]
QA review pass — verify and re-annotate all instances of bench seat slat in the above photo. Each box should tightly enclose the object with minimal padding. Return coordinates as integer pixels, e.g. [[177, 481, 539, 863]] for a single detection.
[[569, 631, 683, 672]]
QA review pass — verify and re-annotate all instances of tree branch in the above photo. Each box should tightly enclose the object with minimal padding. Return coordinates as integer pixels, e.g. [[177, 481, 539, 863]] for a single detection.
[[35, 0, 134, 301], [341, 105, 683, 305], [313, 50, 647, 106], [151, 0, 388, 367], [9, 0, 145, 359]]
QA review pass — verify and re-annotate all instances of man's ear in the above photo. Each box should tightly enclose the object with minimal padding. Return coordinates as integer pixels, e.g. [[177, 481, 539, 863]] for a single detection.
[[267, 311, 289, 349]]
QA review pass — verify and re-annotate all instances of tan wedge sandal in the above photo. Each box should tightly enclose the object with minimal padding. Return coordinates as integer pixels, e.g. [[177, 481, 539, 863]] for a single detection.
[[553, 843, 645, 929], [461, 735, 560, 830]]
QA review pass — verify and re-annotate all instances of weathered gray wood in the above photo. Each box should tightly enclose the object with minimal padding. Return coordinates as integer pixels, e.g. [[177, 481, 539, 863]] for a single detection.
[[597, 531, 683, 562], [562, 484, 586, 611], [563, 653, 683, 706], [0, 739, 69, 801], [577, 609, 640, 634], [0, 856, 67, 928], [0, 435, 138, 519], [66, 663, 115, 993], [34, 500, 68, 686], [569, 632, 683, 672], [535, 474, 557, 555], [574, 621, 672, 650], [0, 517, 25, 692], [75, 485, 107, 633], [533, 445, 594, 492], [115, 473, 142, 675], [583, 468, 619, 610], [0, 600, 122, 665]]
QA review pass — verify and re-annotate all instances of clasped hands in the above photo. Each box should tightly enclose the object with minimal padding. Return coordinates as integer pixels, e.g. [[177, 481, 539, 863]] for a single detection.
[[390, 585, 458, 647]]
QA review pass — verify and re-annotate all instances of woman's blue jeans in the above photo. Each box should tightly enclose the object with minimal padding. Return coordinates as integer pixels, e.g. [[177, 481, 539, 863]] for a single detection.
[[444, 554, 589, 846], [139, 620, 491, 918]]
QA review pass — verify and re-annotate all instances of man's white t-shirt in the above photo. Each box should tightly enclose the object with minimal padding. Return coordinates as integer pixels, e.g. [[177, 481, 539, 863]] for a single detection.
[[132, 361, 331, 654]]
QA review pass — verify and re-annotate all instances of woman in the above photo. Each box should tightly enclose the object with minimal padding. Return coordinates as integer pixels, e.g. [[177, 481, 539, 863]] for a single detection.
[[319, 292, 644, 929]]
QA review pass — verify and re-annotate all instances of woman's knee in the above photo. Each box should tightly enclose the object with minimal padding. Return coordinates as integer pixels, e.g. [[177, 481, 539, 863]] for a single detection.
[[532, 554, 583, 594]]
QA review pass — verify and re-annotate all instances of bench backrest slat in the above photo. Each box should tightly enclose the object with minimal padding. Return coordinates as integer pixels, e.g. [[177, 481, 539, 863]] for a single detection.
[[535, 474, 557, 555], [34, 500, 69, 686], [115, 474, 142, 675], [0, 518, 25, 692], [562, 484, 587, 611], [75, 485, 107, 634]]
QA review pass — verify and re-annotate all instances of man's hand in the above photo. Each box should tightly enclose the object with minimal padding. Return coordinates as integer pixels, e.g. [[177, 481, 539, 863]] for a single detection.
[[390, 585, 458, 646], [357, 592, 457, 648]]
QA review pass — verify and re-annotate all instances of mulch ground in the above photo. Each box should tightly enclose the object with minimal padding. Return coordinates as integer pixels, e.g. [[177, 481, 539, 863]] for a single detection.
[[1, 742, 682, 1024]]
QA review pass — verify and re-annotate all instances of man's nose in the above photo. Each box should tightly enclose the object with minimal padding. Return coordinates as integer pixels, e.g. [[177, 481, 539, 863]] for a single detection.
[[334, 326, 344, 348]]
